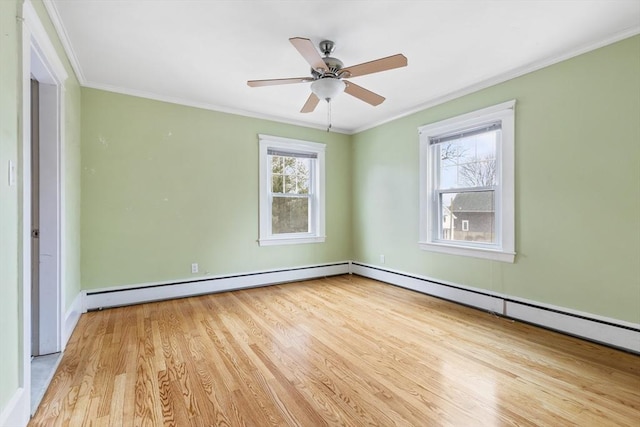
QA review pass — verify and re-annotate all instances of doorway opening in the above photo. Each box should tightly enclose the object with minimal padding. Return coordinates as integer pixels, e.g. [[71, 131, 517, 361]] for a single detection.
[[22, 2, 67, 416]]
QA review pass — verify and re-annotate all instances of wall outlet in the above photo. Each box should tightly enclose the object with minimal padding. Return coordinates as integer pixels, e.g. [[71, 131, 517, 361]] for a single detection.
[[380, 254, 385, 264], [191, 263, 198, 273]]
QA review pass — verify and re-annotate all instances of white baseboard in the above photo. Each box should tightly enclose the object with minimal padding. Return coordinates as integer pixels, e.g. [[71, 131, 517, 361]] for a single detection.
[[0, 387, 28, 427], [62, 291, 84, 350], [85, 262, 350, 310], [504, 301, 640, 353], [352, 262, 640, 353], [81, 260, 639, 353], [351, 262, 504, 313]]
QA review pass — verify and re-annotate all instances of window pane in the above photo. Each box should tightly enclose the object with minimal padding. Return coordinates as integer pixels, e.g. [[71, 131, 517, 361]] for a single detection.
[[271, 155, 310, 194], [437, 130, 498, 189], [441, 191, 495, 243], [439, 165, 458, 189], [272, 196, 309, 234], [272, 174, 283, 193]]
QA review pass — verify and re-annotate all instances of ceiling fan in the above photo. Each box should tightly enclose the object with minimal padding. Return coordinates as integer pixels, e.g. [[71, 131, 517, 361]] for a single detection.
[[247, 37, 408, 114]]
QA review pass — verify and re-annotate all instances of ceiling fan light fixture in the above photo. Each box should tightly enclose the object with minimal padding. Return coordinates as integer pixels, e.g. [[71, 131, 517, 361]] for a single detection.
[[311, 78, 345, 102]]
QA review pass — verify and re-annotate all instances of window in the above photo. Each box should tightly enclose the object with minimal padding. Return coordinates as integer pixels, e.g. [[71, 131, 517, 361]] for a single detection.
[[419, 100, 515, 262], [259, 135, 325, 246]]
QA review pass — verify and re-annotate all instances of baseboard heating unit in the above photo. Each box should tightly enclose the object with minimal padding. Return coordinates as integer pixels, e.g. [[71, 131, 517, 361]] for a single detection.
[[351, 262, 640, 354]]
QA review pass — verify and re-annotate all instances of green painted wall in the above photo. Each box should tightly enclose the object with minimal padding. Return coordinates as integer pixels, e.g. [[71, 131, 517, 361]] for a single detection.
[[0, 0, 82, 416], [81, 89, 352, 289], [0, 0, 22, 412], [352, 35, 640, 323]]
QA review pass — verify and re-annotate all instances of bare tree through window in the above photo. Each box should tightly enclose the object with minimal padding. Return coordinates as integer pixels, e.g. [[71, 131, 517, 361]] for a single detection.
[[459, 156, 496, 188]]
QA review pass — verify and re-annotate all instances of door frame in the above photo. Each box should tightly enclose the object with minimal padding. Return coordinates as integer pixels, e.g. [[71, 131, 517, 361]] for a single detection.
[[21, 0, 67, 413]]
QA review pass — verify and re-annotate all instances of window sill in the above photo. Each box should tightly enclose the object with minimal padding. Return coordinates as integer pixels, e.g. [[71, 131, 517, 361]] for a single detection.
[[419, 241, 515, 263], [259, 236, 326, 246]]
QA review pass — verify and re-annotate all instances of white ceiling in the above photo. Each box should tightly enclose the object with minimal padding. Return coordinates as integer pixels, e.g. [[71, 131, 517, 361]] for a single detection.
[[46, 0, 640, 133]]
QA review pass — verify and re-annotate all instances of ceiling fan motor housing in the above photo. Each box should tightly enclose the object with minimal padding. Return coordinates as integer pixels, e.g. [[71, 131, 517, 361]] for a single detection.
[[310, 40, 346, 79], [312, 56, 344, 78]]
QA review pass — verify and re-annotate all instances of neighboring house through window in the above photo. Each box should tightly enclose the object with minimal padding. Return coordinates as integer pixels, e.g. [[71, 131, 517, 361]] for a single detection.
[[418, 100, 515, 262], [258, 134, 326, 246]]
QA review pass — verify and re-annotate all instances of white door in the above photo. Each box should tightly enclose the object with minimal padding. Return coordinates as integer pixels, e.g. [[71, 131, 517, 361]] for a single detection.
[[29, 75, 61, 356], [30, 78, 41, 355]]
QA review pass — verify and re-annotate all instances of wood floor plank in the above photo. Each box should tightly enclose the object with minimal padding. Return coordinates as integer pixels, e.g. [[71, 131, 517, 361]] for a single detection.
[[29, 275, 640, 426], [106, 373, 126, 426]]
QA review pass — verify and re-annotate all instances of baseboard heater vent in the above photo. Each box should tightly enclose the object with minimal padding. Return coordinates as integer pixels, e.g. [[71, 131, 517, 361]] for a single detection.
[[85, 262, 350, 311], [351, 262, 640, 354]]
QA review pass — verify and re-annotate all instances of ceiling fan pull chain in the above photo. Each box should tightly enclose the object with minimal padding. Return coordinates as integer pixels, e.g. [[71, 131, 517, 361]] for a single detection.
[[327, 101, 332, 132]]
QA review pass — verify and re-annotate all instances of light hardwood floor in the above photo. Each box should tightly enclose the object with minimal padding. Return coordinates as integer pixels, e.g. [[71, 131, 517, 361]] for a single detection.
[[30, 275, 639, 426]]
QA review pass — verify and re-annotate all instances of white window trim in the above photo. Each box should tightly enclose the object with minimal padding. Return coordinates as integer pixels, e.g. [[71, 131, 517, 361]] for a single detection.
[[258, 134, 326, 246], [418, 100, 516, 263]]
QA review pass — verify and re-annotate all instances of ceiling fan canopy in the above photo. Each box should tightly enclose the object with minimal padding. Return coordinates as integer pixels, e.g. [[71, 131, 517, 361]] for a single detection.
[[247, 37, 407, 114]]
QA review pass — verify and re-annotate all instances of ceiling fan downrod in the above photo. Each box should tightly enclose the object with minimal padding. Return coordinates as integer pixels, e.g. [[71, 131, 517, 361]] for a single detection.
[[319, 40, 336, 56]]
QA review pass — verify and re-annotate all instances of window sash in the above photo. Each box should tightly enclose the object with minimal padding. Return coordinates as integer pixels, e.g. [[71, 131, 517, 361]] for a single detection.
[[268, 155, 316, 236], [436, 189, 497, 245], [418, 100, 515, 262], [269, 154, 314, 196], [258, 134, 326, 246], [270, 195, 312, 235], [431, 127, 500, 191]]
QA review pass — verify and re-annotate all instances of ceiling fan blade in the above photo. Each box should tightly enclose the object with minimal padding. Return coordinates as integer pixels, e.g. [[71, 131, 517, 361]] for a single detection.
[[344, 81, 385, 106], [300, 93, 320, 113], [247, 77, 313, 87], [289, 37, 329, 72], [341, 54, 407, 78]]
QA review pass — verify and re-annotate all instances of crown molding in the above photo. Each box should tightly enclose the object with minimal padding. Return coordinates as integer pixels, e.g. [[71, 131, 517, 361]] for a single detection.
[[42, 0, 86, 83], [82, 81, 351, 135], [37, 2, 640, 135], [353, 26, 640, 134]]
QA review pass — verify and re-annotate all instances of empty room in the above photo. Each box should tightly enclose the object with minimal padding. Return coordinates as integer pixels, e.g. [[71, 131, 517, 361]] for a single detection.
[[1, 1, 639, 426]]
